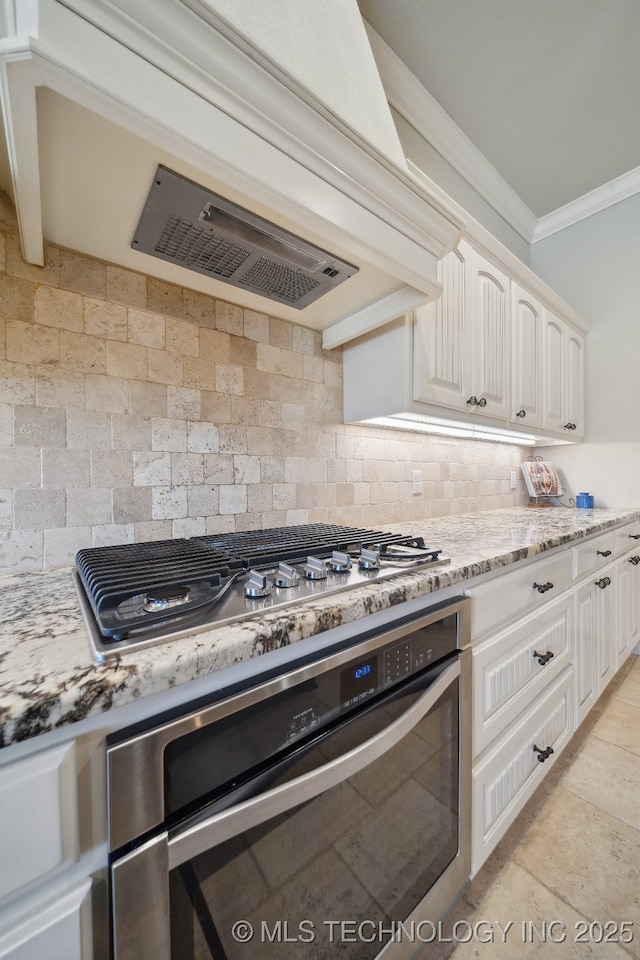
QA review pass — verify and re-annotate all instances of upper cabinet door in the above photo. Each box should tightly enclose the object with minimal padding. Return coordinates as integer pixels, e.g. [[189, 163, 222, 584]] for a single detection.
[[413, 243, 470, 411], [565, 329, 585, 437], [542, 310, 585, 438], [511, 285, 543, 428], [468, 249, 511, 420], [542, 310, 565, 433]]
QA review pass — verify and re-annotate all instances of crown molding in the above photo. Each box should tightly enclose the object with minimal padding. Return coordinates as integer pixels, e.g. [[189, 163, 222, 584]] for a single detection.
[[532, 164, 640, 242], [364, 21, 538, 244]]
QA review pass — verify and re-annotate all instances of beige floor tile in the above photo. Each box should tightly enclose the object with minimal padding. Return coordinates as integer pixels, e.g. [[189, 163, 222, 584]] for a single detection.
[[440, 862, 632, 960], [514, 786, 640, 958], [588, 698, 640, 757], [560, 735, 640, 830], [612, 666, 640, 709]]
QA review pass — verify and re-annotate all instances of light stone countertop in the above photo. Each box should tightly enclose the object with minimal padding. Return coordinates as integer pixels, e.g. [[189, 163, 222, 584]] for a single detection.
[[1, 506, 638, 749]]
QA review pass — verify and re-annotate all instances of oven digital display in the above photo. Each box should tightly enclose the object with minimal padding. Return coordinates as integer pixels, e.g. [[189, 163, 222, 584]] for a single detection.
[[340, 655, 379, 706], [354, 663, 372, 680]]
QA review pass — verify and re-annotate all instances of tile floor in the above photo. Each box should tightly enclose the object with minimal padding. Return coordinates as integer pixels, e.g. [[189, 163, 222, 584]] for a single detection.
[[419, 653, 640, 960]]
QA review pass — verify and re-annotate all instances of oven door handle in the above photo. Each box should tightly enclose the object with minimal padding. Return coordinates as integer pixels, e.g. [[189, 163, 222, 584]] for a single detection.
[[167, 657, 459, 869]]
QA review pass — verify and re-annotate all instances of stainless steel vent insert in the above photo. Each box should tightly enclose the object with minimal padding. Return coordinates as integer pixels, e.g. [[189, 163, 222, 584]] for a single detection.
[[132, 166, 358, 309]]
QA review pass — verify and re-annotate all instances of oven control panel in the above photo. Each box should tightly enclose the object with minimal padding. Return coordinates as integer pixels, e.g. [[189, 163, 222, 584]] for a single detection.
[[338, 617, 452, 708], [340, 655, 379, 707]]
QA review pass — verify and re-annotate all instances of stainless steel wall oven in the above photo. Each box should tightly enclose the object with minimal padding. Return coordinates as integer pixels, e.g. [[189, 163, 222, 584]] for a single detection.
[[107, 596, 471, 960]]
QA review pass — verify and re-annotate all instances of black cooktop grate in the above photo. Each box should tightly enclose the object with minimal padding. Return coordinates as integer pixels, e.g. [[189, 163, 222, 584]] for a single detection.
[[198, 523, 413, 567]]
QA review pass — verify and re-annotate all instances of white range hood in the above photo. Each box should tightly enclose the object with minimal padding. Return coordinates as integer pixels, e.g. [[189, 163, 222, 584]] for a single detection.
[[0, 0, 464, 340]]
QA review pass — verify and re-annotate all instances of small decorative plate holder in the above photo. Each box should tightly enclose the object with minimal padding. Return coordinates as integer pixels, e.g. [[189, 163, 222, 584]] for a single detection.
[[521, 456, 575, 508]]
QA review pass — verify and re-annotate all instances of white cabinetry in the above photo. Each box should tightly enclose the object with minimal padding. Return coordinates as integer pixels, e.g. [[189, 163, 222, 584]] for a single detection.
[[347, 234, 588, 444], [468, 516, 640, 875], [573, 522, 639, 728], [468, 248, 511, 420], [511, 284, 543, 428], [467, 563, 574, 873], [613, 520, 640, 670], [0, 881, 91, 960], [472, 594, 572, 757], [413, 242, 511, 421], [615, 551, 639, 671], [0, 743, 78, 901], [413, 244, 469, 411], [469, 551, 573, 639], [472, 668, 572, 875], [0, 740, 96, 960], [573, 563, 616, 728], [542, 310, 585, 438]]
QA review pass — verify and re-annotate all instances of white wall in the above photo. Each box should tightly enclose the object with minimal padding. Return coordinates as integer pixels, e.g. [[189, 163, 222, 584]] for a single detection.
[[531, 193, 640, 509]]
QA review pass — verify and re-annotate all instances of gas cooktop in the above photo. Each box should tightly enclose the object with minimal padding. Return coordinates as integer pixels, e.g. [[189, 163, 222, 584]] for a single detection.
[[73, 523, 449, 661]]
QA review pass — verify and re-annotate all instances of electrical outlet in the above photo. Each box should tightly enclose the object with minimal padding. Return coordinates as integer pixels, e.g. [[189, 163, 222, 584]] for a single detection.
[[412, 470, 423, 495], [511, 471, 517, 490]]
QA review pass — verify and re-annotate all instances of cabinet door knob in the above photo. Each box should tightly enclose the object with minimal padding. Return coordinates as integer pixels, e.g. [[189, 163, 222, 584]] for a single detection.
[[629, 534, 640, 540], [563, 422, 577, 430], [629, 556, 640, 565], [533, 649, 554, 666], [516, 409, 526, 418], [533, 581, 553, 593], [597, 550, 612, 557], [595, 577, 611, 589], [533, 744, 554, 762]]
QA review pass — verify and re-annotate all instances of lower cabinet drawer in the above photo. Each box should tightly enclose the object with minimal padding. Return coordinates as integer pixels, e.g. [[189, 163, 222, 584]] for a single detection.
[[466, 551, 573, 639], [472, 667, 573, 876], [614, 520, 640, 556], [472, 595, 572, 757], [572, 531, 615, 579]]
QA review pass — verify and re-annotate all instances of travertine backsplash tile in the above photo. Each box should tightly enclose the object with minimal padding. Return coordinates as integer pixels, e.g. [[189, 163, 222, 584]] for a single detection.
[[0, 191, 526, 572]]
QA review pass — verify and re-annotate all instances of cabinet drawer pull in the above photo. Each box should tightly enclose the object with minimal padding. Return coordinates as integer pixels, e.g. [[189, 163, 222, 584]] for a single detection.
[[533, 581, 554, 594], [516, 409, 526, 418], [533, 649, 554, 666], [595, 577, 611, 589], [533, 744, 554, 763], [466, 395, 487, 408], [629, 534, 640, 540], [596, 549, 612, 557], [629, 556, 640, 565]]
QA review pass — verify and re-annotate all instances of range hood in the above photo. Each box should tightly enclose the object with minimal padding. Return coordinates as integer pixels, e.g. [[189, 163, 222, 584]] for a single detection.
[[133, 166, 358, 310], [0, 0, 464, 338]]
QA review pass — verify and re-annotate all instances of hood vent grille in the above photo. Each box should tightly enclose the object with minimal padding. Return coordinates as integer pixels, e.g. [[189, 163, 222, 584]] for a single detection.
[[133, 166, 358, 309], [156, 217, 250, 279]]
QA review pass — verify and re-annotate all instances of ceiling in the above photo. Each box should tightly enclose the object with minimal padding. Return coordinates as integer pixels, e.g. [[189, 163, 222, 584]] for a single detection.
[[358, 0, 640, 221]]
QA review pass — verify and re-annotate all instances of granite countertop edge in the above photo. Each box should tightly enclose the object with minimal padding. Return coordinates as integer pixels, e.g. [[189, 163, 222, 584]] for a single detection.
[[1, 506, 638, 748]]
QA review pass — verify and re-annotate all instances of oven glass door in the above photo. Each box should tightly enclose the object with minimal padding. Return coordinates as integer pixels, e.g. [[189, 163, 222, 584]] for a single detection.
[[166, 658, 459, 960]]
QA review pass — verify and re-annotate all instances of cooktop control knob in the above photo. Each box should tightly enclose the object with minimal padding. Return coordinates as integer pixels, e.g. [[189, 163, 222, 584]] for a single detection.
[[359, 547, 380, 570], [302, 556, 328, 580], [244, 570, 272, 598], [328, 550, 352, 573], [273, 562, 301, 588]]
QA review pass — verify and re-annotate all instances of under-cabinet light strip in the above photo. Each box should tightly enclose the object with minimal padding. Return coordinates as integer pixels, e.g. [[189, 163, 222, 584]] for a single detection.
[[361, 414, 537, 445]]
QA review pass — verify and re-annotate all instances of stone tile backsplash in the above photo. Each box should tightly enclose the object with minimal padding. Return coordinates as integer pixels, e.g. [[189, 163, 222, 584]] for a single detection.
[[0, 191, 525, 573]]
